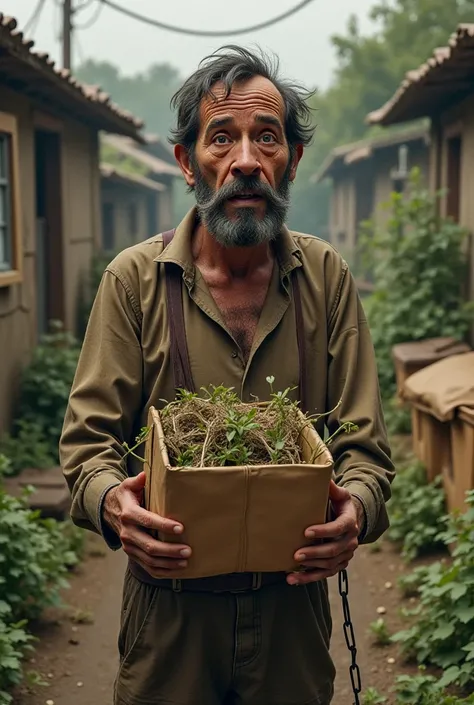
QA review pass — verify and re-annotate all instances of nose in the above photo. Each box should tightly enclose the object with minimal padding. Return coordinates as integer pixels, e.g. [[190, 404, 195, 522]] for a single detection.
[[230, 137, 261, 178]]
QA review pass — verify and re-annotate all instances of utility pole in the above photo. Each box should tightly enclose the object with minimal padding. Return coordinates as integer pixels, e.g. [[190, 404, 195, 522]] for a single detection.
[[62, 0, 73, 70]]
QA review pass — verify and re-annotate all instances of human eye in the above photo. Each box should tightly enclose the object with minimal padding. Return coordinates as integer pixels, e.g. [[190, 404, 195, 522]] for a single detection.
[[258, 132, 277, 144], [213, 134, 231, 145]]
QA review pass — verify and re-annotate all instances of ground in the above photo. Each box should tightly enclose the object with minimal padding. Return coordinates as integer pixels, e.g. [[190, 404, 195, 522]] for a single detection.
[[13, 530, 431, 705]]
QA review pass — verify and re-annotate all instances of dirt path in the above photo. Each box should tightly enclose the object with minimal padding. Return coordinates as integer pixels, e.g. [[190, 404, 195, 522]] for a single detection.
[[14, 535, 420, 705]]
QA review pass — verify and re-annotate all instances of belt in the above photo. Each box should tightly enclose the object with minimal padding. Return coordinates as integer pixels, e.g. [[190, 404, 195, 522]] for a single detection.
[[129, 559, 286, 593]]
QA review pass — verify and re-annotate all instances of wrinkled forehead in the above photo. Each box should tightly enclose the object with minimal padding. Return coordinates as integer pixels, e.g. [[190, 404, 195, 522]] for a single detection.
[[199, 75, 285, 132]]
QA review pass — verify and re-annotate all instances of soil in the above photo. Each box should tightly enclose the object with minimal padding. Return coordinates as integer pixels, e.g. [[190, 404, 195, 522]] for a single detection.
[[13, 530, 442, 705]]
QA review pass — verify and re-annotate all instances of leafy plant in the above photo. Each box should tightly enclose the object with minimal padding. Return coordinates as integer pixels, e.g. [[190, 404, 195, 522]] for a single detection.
[[0, 420, 56, 477], [392, 492, 474, 689], [362, 687, 387, 704], [369, 617, 392, 646], [0, 486, 78, 622], [387, 460, 446, 561], [12, 322, 80, 464], [360, 169, 473, 400], [393, 672, 474, 704], [0, 601, 33, 705]]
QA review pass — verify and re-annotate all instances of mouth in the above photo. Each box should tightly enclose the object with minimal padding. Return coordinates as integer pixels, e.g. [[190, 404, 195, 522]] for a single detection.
[[228, 193, 264, 203]]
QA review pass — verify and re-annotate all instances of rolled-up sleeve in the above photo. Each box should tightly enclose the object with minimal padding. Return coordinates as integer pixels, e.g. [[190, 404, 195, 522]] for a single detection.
[[326, 262, 395, 543], [59, 267, 143, 545]]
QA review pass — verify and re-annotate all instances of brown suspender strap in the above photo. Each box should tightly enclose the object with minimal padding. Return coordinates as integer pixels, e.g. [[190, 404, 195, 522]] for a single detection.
[[162, 229, 195, 393], [162, 229, 306, 408], [292, 271, 308, 415]]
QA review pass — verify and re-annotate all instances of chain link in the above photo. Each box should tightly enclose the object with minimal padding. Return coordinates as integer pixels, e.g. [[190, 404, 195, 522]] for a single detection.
[[339, 568, 362, 705]]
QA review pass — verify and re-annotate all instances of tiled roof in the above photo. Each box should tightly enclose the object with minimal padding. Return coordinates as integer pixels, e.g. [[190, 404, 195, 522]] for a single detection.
[[103, 134, 182, 178], [368, 24, 474, 126], [0, 13, 143, 138], [312, 125, 429, 183], [101, 163, 166, 192]]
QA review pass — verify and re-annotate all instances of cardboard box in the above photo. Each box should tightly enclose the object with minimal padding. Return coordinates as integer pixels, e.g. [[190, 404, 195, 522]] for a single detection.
[[411, 401, 451, 482], [144, 406, 334, 578], [444, 406, 474, 513], [392, 337, 470, 400]]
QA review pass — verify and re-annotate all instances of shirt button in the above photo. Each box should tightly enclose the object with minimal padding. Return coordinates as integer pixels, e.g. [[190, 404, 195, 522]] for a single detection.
[[231, 351, 238, 358]]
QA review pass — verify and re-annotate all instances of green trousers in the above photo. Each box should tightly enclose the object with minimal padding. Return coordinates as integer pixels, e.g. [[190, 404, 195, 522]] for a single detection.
[[114, 568, 335, 705]]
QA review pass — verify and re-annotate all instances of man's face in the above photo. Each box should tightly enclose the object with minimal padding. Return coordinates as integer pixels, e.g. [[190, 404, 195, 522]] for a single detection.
[[177, 75, 302, 247]]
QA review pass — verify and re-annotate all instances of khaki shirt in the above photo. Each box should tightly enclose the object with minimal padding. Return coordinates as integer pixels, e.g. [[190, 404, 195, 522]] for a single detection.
[[60, 208, 394, 546]]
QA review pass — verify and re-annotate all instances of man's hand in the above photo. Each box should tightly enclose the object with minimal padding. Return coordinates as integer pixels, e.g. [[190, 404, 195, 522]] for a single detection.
[[288, 480, 363, 586], [102, 471, 191, 578]]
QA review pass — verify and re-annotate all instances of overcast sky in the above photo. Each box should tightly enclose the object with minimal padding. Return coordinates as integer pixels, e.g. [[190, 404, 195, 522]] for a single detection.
[[4, 0, 377, 89]]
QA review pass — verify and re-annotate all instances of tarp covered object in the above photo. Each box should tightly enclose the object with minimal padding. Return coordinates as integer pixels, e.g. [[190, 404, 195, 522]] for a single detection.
[[402, 352, 474, 422]]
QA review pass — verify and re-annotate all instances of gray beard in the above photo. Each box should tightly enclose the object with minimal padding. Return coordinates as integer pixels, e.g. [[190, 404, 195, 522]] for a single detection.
[[192, 164, 292, 248]]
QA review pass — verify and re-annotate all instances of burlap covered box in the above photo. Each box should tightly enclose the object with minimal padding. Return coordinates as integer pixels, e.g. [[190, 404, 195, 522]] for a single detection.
[[392, 337, 470, 400], [144, 405, 334, 579], [402, 352, 474, 484]]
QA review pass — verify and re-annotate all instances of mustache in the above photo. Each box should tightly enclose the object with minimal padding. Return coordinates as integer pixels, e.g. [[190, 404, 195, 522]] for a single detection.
[[197, 175, 290, 212]]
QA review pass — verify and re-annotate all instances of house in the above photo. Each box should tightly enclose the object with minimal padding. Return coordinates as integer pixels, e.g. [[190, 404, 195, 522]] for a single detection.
[[101, 133, 182, 251], [0, 13, 143, 433], [100, 163, 166, 253], [313, 127, 430, 278], [367, 23, 474, 305]]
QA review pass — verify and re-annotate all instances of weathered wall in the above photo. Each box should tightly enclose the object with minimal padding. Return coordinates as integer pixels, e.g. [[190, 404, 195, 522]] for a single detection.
[[0, 87, 37, 432], [437, 93, 474, 321], [101, 181, 157, 251], [61, 119, 100, 334], [0, 88, 101, 433], [329, 173, 356, 254]]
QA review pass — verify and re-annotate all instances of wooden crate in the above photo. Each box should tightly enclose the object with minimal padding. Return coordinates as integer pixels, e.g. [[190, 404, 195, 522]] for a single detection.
[[411, 402, 451, 482], [392, 337, 470, 400], [443, 406, 474, 513], [144, 405, 334, 579]]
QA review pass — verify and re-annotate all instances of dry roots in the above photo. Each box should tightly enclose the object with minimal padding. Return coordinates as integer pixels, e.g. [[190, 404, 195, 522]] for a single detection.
[[160, 390, 321, 468]]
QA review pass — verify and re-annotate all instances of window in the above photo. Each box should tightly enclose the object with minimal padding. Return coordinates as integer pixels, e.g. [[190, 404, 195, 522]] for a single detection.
[[0, 112, 22, 287], [102, 202, 115, 252]]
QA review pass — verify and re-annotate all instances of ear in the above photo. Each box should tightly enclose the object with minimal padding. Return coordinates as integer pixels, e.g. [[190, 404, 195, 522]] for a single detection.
[[289, 144, 304, 182], [174, 144, 195, 188]]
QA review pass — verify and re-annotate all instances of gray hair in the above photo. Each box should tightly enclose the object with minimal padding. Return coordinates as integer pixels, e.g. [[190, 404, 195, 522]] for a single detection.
[[169, 45, 315, 153]]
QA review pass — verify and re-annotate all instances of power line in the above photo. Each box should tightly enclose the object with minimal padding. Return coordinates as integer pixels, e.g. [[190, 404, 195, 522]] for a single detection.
[[23, 0, 48, 35], [75, 0, 104, 29], [99, 0, 316, 38]]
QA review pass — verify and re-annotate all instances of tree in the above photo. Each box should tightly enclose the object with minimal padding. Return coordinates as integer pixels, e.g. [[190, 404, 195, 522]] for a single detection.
[[292, 0, 474, 236]]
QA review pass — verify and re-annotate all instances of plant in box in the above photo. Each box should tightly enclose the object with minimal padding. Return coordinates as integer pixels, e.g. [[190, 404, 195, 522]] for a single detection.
[[126, 379, 357, 580]]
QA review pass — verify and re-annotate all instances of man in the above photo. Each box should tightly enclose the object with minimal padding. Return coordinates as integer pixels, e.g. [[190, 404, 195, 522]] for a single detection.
[[60, 46, 394, 705]]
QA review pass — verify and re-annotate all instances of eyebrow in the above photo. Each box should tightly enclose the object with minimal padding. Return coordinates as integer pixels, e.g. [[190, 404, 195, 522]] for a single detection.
[[255, 114, 283, 130], [204, 116, 233, 139], [204, 113, 284, 139]]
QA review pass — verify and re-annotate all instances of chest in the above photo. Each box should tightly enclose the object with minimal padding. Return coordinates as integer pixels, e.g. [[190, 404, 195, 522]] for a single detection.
[[207, 281, 269, 360]]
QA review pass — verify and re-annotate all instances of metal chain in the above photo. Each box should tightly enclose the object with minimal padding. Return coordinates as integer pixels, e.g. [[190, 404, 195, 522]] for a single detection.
[[339, 568, 362, 705]]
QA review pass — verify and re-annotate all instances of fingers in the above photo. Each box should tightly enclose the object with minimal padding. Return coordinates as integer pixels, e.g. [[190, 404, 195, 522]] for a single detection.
[[305, 514, 359, 541], [287, 558, 350, 585], [328, 479, 351, 502], [296, 548, 355, 572], [124, 544, 189, 578], [295, 536, 358, 563], [120, 499, 184, 536], [122, 471, 147, 493]]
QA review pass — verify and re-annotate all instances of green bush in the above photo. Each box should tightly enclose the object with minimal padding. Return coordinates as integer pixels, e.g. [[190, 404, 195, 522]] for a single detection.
[[0, 601, 33, 705], [0, 420, 56, 477], [387, 461, 446, 561], [394, 672, 474, 704], [11, 322, 80, 465], [360, 169, 473, 400], [362, 673, 474, 705], [392, 491, 474, 690], [0, 486, 79, 623]]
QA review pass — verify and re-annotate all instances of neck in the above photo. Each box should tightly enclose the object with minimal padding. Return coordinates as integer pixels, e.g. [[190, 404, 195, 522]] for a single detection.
[[192, 221, 274, 279]]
